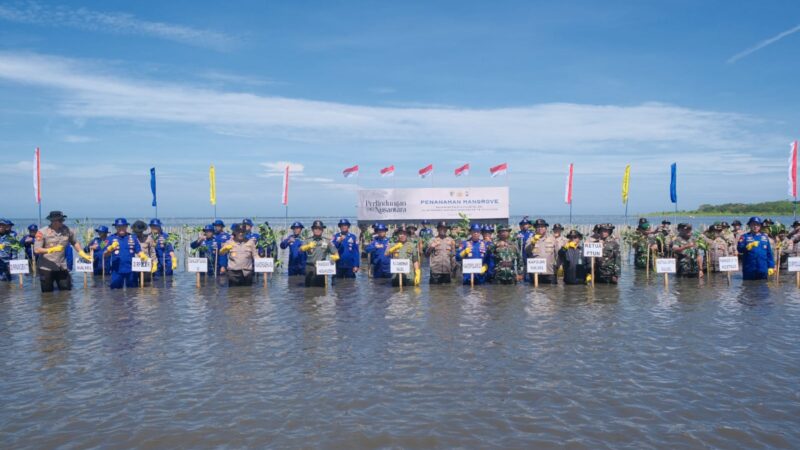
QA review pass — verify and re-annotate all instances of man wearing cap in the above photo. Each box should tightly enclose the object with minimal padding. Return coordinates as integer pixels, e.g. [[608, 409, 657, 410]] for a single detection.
[[456, 223, 490, 285], [104, 218, 150, 289], [480, 225, 496, 281], [656, 220, 675, 257], [191, 224, 218, 275], [299, 220, 339, 287], [424, 221, 457, 284], [385, 227, 421, 286], [737, 217, 774, 280], [552, 224, 567, 251], [731, 220, 745, 243], [366, 224, 392, 278], [488, 225, 522, 284], [133, 221, 158, 282], [149, 219, 177, 278], [88, 225, 112, 275], [241, 219, 259, 243], [21, 224, 37, 263], [212, 220, 231, 275], [704, 223, 730, 273], [558, 230, 588, 285], [419, 220, 434, 239], [672, 224, 703, 278], [280, 222, 307, 276], [524, 219, 558, 284], [631, 219, 658, 270], [33, 211, 92, 292], [0, 218, 18, 282], [517, 217, 534, 247], [333, 219, 360, 278], [595, 224, 622, 283], [220, 224, 258, 286]]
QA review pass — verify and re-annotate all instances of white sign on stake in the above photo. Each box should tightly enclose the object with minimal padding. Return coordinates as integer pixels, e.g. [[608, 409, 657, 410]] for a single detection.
[[391, 258, 411, 274], [717, 256, 739, 272], [462, 258, 484, 274], [526, 258, 548, 273], [787, 257, 800, 272], [254, 258, 275, 273], [187, 257, 208, 273], [9, 259, 29, 275], [656, 258, 677, 274], [583, 242, 603, 258], [316, 260, 336, 276], [74, 258, 93, 273], [132, 258, 152, 273]]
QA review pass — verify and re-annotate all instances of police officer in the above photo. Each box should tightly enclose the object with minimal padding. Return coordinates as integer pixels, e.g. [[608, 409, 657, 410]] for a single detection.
[[280, 222, 307, 276], [731, 220, 745, 243], [220, 224, 258, 286], [190, 224, 217, 275], [0, 218, 18, 282], [456, 223, 490, 285], [366, 224, 392, 278], [524, 219, 558, 284], [517, 217, 534, 245], [33, 211, 92, 292], [149, 219, 176, 278], [133, 221, 158, 282], [21, 224, 37, 262], [481, 225, 495, 281], [595, 224, 622, 283], [385, 227, 421, 286], [552, 224, 567, 250], [333, 219, 360, 278], [488, 225, 522, 284], [299, 220, 339, 287], [212, 219, 231, 275], [419, 220, 434, 239], [737, 217, 774, 281], [705, 223, 731, 273], [425, 221, 457, 284], [242, 218, 259, 242], [104, 218, 149, 289], [87, 225, 112, 275]]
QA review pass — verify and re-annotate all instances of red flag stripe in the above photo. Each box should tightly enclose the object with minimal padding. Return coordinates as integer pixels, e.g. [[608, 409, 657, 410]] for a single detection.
[[454, 163, 469, 176]]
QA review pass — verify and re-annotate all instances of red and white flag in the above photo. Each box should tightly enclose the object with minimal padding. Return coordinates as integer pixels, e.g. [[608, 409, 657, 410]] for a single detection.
[[789, 141, 798, 198], [33, 147, 41, 205], [454, 163, 469, 177], [564, 163, 574, 204], [281, 164, 289, 206], [380, 165, 395, 177], [418, 164, 433, 178], [343, 165, 359, 178], [489, 163, 508, 177]]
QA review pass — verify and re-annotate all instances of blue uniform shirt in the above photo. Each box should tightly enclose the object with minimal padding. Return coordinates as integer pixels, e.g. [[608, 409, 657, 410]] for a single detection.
[[21, 233, 36, 260], [108, 233, 142, 274], [457, 238, 490, 284], [190, 237, 218, 273], [214, 232, 231, 268], [333, 231, 360, 269], [280, 233, 307, 274], [89, 237, 112, 274], [737, 232, 774, 280], [151, 231, 175, 272], [365, 236, 391, 277], [419, 227, 434, 238], [0, 231, 18, 261]]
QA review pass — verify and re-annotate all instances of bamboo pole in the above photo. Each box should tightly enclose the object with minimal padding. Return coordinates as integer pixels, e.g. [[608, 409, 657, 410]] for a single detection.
[[534, 272, 539, 288], [591, 257, 595, 287]]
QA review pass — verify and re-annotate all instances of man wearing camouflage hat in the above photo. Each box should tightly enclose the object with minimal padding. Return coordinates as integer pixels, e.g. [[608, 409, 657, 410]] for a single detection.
[[488, 225, 523, 284], [595, 223, 621, 284], [300, 220, 339, 287]]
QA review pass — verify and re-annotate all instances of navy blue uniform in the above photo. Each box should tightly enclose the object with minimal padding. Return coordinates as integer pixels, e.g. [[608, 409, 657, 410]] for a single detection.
[[333, 231, 360, 278], [0, 231, 17, 281], [737, 232, 774, 280], [280, 233, 307, 275], [456, 239, 490, 285], [89, 237, 112, 275], [214, 231, 231, 271], [108, 233, 142, 289], [190, 237, 218, 274], [151, 232, 175, 277], [366, 237, 391, 278]]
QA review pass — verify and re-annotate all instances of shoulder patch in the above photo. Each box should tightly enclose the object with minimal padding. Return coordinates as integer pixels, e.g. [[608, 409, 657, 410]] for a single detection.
[[35, 231, 43, 240]]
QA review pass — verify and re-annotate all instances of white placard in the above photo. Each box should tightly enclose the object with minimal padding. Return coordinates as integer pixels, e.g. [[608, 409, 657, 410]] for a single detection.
[[526, 258, 548, 273], [655, 258, 676, 274], [357, 187, 509, 221], [9, 259, 29, 275], [788, 257, 800, 272], [316, 260, 336, 275], [187, 257, 208, 273], [132, 258, 152, 273], [717, 256, 739, 272], [462, 258, 484, 274], [254, 258, 275, 273], [583, 242, 603, 258], [391, 258, 411, 274], [74, 258, 93, 273]]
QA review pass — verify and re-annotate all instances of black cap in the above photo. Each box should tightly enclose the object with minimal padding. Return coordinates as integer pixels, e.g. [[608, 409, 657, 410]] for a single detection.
[[566, 230, 583, 239], [552, 223, 564, 231], [598, 223, 615, 231], [394, 227, 407, 235], [132, 220, 147, 233], [533, 219, 548, 227], [46, 210, 67, 221], [311, 220, 325, 229], [732, 220, 742, 226], [638, 218, 649, 225], [661, 220, 671, 225], [436, 221, 450, 229]]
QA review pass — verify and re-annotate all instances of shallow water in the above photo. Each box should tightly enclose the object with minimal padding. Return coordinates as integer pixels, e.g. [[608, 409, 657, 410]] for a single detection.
[[2, 266, 800, 449]]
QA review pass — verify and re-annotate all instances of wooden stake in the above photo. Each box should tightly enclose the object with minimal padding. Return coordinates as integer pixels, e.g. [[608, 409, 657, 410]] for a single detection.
[[140, 271, 144, 288], [196, 272, 201, 288], [18, 274, 23, 288], [83, 272, 88, 289], [796, 272, 799, 288], [646, 248, 650, 279], [664, 272, 669, 289], [534, 272, 539, 288], [399, 272, 403, 290], [263, 272, 268, 288], [470, 273, 474, 288], [727, 271, 731, 285], [591, 257, 595, 287]]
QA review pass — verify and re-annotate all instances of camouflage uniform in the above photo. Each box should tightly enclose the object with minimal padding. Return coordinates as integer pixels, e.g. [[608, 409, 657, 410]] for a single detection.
[[596, 235, 621, 283], [672, 235, 701, 277], [389, 240, 418, 286], [303, 235, 338, 287], [631, 231, 655, 270], [488, 239, 522, 284], [706, 235, 730, 272]]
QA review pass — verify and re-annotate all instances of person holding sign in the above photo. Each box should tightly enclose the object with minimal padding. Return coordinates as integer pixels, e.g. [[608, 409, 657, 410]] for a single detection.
[[21, 224, 37, 263], [213, 220, 231, 275], [88, 225, 112, 275], [386, 227, 420, 286], [279, 222, 307, 276], [104, 218, 149, 289], [333, 219, 360, 278], [220, 224, 258, 286], [630, 219, 658, 270], [456, 223, 490, 285], [366, 224, 392, 278], [0, 218, 18, 282], [425, 221, 457, 284], [737, 217, 774, 281], [190, 224, 217, 275], [300, 220, 339, 287], [705, 223, 731, 273], [488, 225, 522, 284], [594, 224, 621, 284], [523, 219, 558, 285], [33, 211, 92, 292], [132, 221, 158, 283], [671, 224, 704, 279], [558, 230, 588, 285], [149, 219, 177, 278]]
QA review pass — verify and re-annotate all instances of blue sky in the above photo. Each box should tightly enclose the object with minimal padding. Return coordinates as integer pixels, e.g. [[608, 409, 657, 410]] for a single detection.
[[0, 0, 799, 218]]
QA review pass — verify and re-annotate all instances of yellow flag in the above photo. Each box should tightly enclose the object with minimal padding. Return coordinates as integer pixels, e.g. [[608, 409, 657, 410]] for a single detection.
[[209, 164, 216, 206], [621, 164, 631, 204]]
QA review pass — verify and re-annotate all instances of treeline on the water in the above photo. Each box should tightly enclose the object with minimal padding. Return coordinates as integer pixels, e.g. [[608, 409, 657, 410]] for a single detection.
[[653, 200, 796, 216]]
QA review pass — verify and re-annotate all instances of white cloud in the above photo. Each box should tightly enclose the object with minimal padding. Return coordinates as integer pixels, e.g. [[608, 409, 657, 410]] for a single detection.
[[728, 23, 800, 64], [260, 161, 304, 177], [63, 134, 96, 143], [0, 1, 237, 51]]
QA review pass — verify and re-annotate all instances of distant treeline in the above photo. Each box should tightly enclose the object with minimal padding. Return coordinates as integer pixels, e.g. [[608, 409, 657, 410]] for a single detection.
[[653, 200, 796, 216]]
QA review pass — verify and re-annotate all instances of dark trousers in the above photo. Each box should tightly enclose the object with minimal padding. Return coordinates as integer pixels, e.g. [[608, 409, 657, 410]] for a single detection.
[[40, 269, 72, 293], [110, 272, 137, 289], [391, 274, 411, 287], [305, 272, 327, 287], [529, 274, 557, 285], [228, 270, 253, 286], [429, 273, 452, 284], [335, 267, 356, 278]]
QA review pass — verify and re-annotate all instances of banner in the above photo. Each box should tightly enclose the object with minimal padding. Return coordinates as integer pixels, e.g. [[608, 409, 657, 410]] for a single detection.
[[622, 164, 631, 204], [209, 165, 216, 206], [150, 167, 157, 207], [357, 187, 509, 221], [670, 163, 677, 204]]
